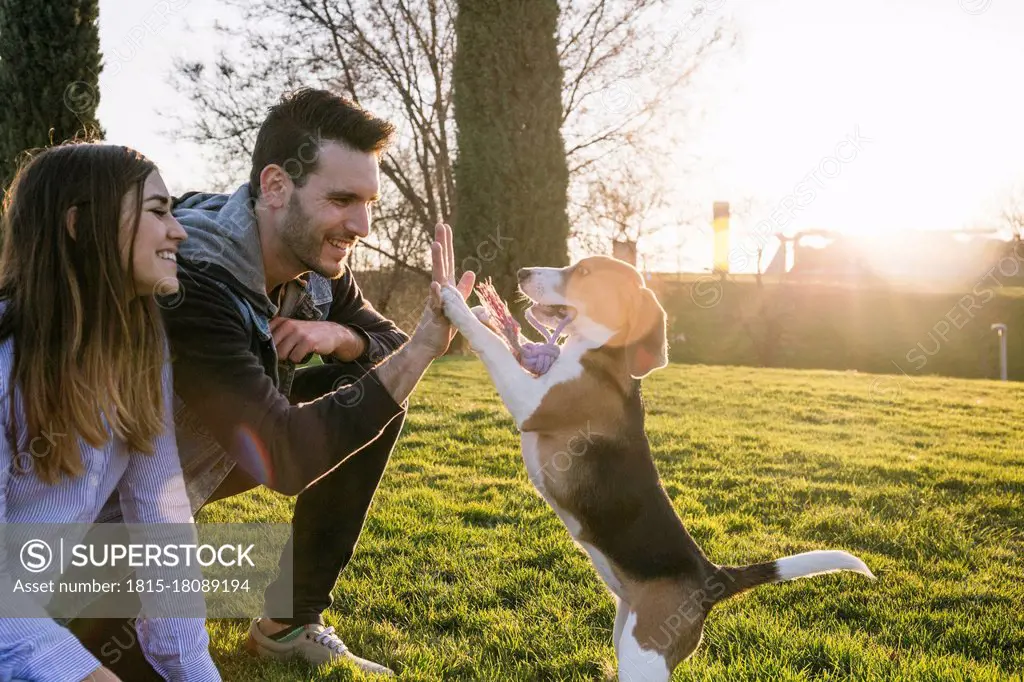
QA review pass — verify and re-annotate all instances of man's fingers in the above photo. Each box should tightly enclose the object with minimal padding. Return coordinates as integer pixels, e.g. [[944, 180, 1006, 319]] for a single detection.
[[434, 221, 450, 284], [275, 338, 296, 360], [270, 317, 295, 337], [431, 239, 445, 284], [443, 222, 455, 285], [291, 339, 315, 362], [274, 328, 299, 358], [428, 281, 443, 313], [271, 323, 290, 342], [456, 270, 476, 299], [276, 333, 313, 363]]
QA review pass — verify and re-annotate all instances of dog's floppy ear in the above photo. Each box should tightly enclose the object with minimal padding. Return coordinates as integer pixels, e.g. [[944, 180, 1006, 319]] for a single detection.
[[625, 287, 668, 379]]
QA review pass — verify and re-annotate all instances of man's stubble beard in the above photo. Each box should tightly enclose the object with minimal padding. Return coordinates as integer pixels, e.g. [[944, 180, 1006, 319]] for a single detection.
[[280, 194, 350, 280]]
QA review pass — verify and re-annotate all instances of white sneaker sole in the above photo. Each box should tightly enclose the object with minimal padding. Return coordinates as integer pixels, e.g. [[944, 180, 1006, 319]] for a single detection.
[[245, 633, 394, 676]]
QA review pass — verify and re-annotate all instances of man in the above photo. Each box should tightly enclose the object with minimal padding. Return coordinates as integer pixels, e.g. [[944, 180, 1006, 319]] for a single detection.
[[79, 88, 474, 677]]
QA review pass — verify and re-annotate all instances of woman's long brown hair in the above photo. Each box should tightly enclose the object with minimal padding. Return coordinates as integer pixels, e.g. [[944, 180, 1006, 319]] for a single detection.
[[0, 143, 167, 484]]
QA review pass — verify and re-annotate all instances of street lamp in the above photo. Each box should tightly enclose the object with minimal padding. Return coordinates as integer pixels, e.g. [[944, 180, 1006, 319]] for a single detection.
[[991, 323, 1008, 381]]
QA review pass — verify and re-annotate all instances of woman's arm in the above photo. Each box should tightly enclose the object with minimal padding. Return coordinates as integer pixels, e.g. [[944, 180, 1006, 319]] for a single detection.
[[0, 399, 104, 681], [115, 356, 220, 681]]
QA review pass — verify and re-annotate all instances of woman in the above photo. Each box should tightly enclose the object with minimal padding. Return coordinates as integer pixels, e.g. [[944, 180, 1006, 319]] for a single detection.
[[0, 144, 219, 681]]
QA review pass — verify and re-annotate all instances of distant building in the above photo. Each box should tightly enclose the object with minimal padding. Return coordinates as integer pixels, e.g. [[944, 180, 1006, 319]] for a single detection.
[[764, 230, 1022, 285]]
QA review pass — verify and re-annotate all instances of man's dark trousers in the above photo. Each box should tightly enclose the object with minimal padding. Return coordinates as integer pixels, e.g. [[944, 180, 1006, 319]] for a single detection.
[[210, 360, 406, 625], [71, 361, 405, 676]]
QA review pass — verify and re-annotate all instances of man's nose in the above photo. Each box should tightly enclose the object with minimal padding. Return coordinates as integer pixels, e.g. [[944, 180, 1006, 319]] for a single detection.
[[348, 206, 371, 238], [517, 268, 529, 282]]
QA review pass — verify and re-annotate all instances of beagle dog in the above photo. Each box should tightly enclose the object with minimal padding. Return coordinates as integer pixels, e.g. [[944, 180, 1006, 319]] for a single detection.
[[439, 256, 874, 682]]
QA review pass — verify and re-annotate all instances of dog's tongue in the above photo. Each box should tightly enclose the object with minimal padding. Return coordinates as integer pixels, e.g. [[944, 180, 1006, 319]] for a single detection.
[[534, 304, 573, 325]]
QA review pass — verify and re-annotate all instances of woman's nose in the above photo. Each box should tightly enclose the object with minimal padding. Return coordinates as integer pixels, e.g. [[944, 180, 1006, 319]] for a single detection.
[[169, 216, 188, 241]]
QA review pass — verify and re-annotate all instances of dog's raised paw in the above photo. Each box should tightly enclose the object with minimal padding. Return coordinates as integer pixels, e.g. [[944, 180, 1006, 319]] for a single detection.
[[440, 285, 473, 323], [471, 306, 491, 324]]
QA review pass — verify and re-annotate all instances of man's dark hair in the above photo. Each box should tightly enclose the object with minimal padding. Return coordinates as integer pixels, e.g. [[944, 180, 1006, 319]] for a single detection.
[[249, 88, 395, 197]]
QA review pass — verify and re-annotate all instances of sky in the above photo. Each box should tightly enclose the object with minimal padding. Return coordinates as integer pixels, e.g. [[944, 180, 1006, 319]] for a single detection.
[[95, 0, 1024, 272]]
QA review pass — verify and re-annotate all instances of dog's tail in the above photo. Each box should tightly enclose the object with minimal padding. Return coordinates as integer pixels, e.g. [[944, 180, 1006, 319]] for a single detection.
[[709, 550, 875, 604]]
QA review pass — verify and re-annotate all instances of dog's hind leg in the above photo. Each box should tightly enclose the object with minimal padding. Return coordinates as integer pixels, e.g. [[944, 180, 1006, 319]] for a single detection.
[[615, 609, 671, 682]]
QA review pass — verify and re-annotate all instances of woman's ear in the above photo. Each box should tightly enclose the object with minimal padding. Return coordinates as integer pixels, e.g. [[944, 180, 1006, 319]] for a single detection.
[[65, 206, 78, 240], [624, 287, 668, 379]]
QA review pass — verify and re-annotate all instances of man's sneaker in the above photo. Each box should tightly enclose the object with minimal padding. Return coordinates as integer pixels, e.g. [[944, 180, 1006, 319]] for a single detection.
[[245, 618, 394, 676]]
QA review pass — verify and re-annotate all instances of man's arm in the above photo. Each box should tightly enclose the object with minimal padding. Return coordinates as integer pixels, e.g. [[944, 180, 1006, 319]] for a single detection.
[[371, 304, 447, 405], [269, 223, 472, 402], [163, 263, 406, 496], [323, 267, 409, 364], [369, 223, 475, 403], [163, 224, 471, 495], [268, 269, 407, 365]]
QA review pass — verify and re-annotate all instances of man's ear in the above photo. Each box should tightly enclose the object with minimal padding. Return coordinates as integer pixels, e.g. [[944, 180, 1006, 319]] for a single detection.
[[258, 165, 292, 208], [625, 287, 668, 379], [65, 206, 77, 240]]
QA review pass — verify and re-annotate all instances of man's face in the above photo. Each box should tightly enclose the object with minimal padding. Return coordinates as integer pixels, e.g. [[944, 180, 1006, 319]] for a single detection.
[[280, 141, 380, 279]]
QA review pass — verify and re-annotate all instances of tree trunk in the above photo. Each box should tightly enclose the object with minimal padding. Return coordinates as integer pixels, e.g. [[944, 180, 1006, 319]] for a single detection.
[[453, 0, 570, 305], [0, 0, 104, 192]]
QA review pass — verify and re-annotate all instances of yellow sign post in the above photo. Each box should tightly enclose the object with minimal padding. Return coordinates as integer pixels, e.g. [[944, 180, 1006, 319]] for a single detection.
[[713, 201, 730, 274]]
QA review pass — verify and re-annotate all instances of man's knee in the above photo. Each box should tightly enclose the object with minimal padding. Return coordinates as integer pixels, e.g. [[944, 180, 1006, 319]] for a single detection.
[[203, 466, 260, 506]]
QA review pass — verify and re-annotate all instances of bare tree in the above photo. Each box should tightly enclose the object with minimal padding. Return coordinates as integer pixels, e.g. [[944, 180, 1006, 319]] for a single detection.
[[170, 0, 731, 289], [999, 184, 1024, 240], [560, 0, 733, 252], [172, 0, 456, 281], [582, 162, 668, 251]]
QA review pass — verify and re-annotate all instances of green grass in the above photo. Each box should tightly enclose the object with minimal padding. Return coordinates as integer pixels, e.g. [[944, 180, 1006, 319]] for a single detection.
[[198, 359, 1024, 681]]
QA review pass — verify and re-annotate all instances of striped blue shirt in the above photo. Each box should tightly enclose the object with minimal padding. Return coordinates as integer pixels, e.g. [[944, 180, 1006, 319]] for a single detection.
[[0, 333, 220, 681]]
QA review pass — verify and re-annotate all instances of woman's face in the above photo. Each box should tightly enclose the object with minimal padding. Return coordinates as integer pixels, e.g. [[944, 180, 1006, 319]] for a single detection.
[[121, 171, 187, 296]]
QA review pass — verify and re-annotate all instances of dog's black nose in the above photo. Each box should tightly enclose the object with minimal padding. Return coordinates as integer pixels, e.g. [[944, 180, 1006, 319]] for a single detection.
[[517, 268, 528, 282]]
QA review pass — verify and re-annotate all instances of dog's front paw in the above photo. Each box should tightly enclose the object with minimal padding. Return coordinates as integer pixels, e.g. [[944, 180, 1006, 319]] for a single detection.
[[440, 284, 476, 328], [472, 305, 509, 338], [471, 305, 490, 325]]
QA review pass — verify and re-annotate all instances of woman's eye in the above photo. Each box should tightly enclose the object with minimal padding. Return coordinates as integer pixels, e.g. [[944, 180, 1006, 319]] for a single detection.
[[150, 209, 167, 217]]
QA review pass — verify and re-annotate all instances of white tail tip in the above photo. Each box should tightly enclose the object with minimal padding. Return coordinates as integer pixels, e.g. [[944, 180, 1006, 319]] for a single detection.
[[775, 550, 876, 581]]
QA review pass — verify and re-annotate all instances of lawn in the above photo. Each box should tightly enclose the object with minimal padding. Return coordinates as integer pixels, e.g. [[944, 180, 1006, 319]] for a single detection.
[[198, 359, 1024, 681]]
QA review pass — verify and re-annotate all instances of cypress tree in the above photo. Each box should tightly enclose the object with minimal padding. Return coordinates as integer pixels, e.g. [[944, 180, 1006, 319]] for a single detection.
[[453, 0, 570, 305], [0, 0, 104, 193]]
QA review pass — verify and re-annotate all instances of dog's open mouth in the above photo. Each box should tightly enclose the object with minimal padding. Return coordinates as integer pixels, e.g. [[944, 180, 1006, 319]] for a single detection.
[[529, 304, 576, 329]]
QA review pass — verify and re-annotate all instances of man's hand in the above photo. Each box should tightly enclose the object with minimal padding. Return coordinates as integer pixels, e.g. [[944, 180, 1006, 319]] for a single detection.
[[270, 318, 368, 363], [370, 222, 475, 404], [82, 666, 121, 681], [412, 222, 476, 358]]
